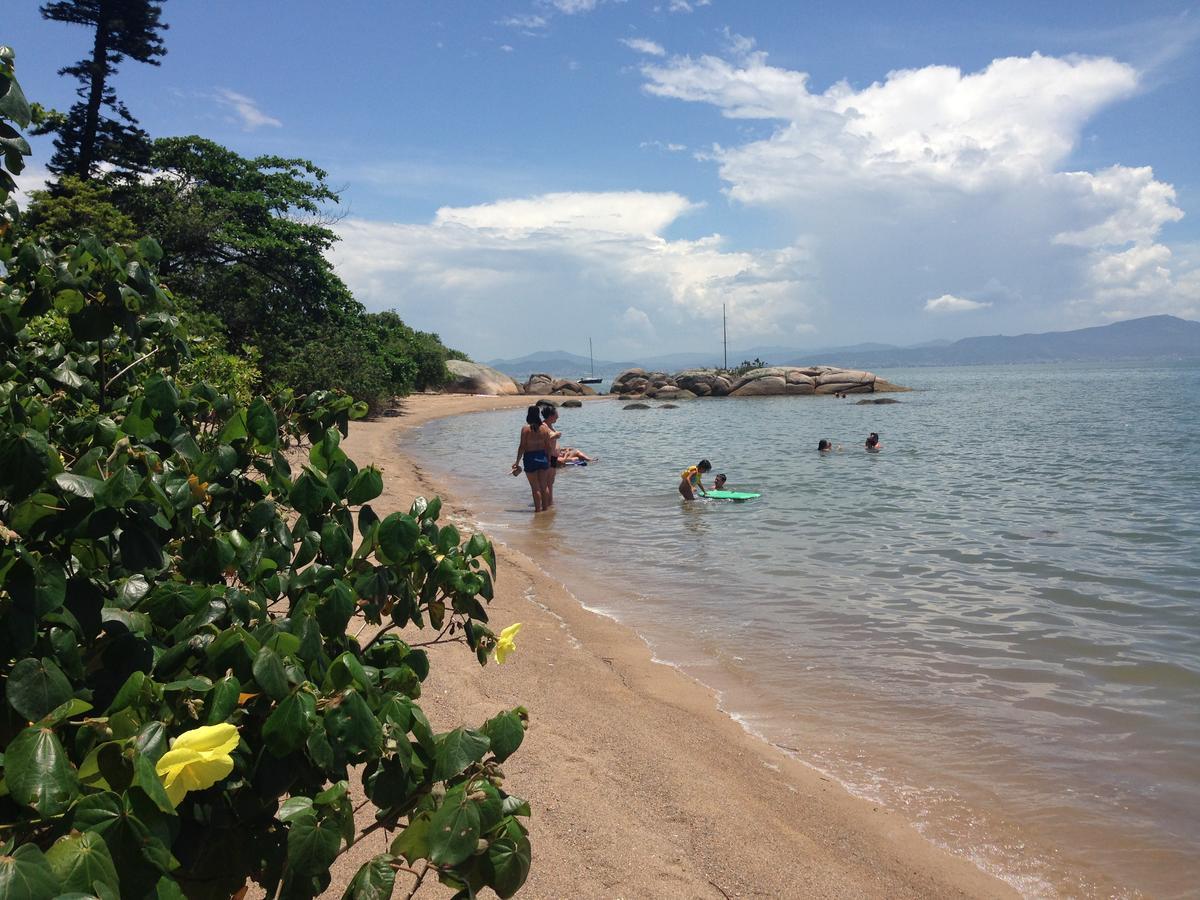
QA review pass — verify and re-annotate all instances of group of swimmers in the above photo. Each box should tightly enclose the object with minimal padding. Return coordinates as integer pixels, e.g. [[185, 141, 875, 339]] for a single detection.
[[515, 404, 881, 510], [512, 405, 596, 512], [678, 432, 883, 499]]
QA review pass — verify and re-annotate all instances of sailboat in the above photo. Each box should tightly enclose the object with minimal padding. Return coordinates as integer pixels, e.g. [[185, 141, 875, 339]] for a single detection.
[[579, 338, 602, 384]]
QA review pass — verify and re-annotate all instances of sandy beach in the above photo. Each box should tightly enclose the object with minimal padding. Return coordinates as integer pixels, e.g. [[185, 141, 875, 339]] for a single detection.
[[328, 394, 1017, 899]]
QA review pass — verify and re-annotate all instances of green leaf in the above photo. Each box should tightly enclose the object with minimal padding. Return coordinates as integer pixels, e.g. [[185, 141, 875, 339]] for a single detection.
[[37, 697, 93, 728], [0, 67, 32, 128], [341, 854, 396, 900], [278, 796, 313, 823], [218, 409, 248, 444], [377, 513, 419, 564], [0, 428, 61, 501], [344, 466, 383, 505], [324, 689, 383, 760], [54, 472, 102, 498], [252, 646, 289, 701], [0, 843, 59, 900], [7, 656, 74, 722], [5, 726, 79, 816], [45, 830, 120, 895], [427, 789, 481, 867], [95, 466, 142, 509], [289, 472, 330, 517], [286, 814, 342, 878], [433, 728, 490, 782], [480, 710, 525, 764], [486, 834, 532, 899], [246, 397, 278, 448], [142, 375, 179, 414], [262, 690, 316, 757], [389, 813, 431, 864]]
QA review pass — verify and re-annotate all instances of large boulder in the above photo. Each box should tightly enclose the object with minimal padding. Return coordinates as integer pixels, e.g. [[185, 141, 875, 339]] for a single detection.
[[445, 360, 522, 396], [731, 375, 787, 396], [522, 374, 599, 396], [522, 372, 556, 395]]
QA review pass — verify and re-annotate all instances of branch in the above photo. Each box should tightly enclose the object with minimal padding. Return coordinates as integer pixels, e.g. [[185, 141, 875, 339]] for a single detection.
[[105, 348, 160, 390], [401, 863, 431, 900]]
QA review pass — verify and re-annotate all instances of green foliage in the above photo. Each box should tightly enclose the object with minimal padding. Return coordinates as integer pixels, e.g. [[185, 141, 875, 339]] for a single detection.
[[730, 357, 769, 376], [18, 175, 138, 247], [35, 0, 168, 178], [0, 57, 530, 900]]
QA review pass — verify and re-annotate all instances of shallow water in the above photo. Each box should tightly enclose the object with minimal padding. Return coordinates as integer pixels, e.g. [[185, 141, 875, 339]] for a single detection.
[[407, 363, 1200, 898]]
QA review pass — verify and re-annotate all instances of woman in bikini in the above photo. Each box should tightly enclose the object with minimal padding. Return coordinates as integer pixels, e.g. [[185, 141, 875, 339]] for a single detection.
[[512, 406, 552, 511]]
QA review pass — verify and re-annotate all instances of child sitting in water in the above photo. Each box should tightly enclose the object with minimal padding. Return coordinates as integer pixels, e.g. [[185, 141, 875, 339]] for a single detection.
[[679, 459, 712, 499]]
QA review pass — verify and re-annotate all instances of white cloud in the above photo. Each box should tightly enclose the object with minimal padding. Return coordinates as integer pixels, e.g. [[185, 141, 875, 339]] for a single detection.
[[214, 89, 282, 131], [550, 0, 599, 13], [924, 294, 991, 313], [638, 46, 1197, 330], [621, 37, 666, 57], [668, 0, 711, 11], [329, 191, 818, 358], [640, 140, 688, 152], [501, 13, 547, 29]]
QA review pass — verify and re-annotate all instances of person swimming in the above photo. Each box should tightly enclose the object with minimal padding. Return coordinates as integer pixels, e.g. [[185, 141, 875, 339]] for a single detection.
[[679, 459, 712, 499], [714, 473, 727, 490], [818, 439, 832, 452], [865, 432, 882, 452]]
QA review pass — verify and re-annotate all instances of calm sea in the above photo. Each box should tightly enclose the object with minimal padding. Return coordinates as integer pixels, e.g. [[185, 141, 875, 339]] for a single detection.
[[406, 363, 1200, 898]]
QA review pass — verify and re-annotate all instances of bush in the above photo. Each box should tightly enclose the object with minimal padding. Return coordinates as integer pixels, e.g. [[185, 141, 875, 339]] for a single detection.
[[0, 48, 530, 899]]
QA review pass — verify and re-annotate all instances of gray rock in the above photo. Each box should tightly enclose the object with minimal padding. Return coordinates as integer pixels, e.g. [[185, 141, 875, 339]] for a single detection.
[[856, 398, 901, 404], [623, 402, 651, 410], [659, 403, 678, 409], [445, 360, 522, 396], [535, 398, 558, 408], [561, 399, 583, 408]]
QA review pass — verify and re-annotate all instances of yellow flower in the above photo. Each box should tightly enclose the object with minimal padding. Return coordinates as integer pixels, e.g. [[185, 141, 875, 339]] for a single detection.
[[155, 723, 239, 807], [494, 623, 522, 664]]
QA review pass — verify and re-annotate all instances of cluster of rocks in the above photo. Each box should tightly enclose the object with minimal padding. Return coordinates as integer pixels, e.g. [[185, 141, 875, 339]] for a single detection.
[[443, 361, 597, 397], [609, 366, 906, 399], [520, 373, 598, 397]]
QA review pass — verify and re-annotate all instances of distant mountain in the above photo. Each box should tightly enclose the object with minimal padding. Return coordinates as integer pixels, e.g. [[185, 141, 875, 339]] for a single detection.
[[487, 316, 1200, 379], [786, 315, 1200, 368]]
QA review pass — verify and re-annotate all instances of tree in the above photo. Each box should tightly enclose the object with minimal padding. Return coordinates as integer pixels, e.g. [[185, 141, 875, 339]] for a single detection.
[[1, 49, 532, 899], [18, 174, 138, 245], [35, 0, 168, 178]]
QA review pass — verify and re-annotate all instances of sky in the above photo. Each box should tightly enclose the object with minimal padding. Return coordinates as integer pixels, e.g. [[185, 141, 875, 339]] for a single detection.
[[6, 0, 1200, 361]]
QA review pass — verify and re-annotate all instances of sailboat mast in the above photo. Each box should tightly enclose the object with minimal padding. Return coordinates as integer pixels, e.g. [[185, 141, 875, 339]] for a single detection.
[[589, 337, 594, 377], [723, 304, 727, 370]]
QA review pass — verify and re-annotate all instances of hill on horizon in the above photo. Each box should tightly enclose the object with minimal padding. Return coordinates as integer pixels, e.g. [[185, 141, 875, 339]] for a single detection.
[[485, 315, 1200, 379]]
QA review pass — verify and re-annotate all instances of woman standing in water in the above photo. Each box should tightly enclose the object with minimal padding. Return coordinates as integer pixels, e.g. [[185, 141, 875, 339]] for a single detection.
[[541, 406, 562, 509], [512, 406, 551, 511]]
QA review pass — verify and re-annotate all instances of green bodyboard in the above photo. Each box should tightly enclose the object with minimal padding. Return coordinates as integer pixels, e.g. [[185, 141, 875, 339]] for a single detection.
[[705, 490, 760, 500]]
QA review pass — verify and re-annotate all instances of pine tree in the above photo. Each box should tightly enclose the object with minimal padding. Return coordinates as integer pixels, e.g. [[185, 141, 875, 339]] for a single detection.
[[36, 0, 168, 178]]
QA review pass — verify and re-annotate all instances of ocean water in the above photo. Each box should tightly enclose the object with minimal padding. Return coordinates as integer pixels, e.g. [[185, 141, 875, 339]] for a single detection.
[[406, 363, 1200, 898]]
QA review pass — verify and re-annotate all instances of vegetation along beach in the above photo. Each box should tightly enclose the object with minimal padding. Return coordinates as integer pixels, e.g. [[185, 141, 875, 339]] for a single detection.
[[3, 2, 1200, 898]]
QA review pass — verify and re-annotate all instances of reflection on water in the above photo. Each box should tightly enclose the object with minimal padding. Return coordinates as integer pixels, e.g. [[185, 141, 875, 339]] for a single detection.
[[408, 363, 1200, 899]]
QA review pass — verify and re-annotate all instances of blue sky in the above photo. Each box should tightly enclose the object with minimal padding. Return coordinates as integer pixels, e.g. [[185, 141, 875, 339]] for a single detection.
[[7, 1, 1200, 360]]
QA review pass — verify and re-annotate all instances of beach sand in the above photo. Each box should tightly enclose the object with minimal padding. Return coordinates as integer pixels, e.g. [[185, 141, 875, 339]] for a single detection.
[[327, 394, 1016, 899]]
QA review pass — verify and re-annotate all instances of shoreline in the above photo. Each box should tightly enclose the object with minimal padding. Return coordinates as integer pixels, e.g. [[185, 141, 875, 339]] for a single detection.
[[329, 393, 1016, 899]]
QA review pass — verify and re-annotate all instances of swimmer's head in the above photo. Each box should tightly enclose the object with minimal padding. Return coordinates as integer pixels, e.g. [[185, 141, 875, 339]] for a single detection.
[[526, 406, 542, 427], [818, 439, 831, 451], [714, 473, 727, 488], [698, 459, 712, 472]]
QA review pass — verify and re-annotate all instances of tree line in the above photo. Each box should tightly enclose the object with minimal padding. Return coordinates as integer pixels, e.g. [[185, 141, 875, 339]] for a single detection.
[[21, 0, 461, 412]]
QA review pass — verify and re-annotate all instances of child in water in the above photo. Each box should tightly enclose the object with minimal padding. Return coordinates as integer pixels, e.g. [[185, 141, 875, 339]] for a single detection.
[[679, 459, 712, 499]]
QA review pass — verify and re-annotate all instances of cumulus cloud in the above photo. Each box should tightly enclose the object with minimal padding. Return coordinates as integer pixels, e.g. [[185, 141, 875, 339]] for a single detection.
[[924, 294, 991, 313], [501, 13, 547, 30], [638, 45, 1197, 331], [549, 0, 599, 13], [214, 89, 282, 131], [621, 37, 666, 57], [329, 191, 818, 358]]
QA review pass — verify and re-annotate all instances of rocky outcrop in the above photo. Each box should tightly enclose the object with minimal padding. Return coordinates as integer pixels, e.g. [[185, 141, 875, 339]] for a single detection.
[[522, 373, 599, 397], [445, 360, 522, 396], [609, 365, 907, 398]]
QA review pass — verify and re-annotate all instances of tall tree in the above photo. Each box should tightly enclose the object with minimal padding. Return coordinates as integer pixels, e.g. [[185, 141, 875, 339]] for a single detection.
[[36, 0, 167, 178]]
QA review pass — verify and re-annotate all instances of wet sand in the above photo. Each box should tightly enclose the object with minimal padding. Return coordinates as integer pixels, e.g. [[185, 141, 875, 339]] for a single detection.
[[327, 393, 1016, 899]]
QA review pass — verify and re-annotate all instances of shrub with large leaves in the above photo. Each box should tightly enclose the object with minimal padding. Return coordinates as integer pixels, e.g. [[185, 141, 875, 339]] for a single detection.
[[0, 48, 530, 899]]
